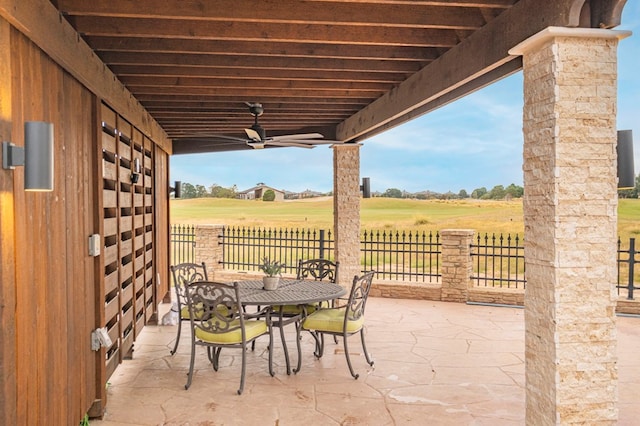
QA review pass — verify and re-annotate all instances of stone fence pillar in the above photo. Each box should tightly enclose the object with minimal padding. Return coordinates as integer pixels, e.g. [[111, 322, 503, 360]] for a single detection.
[[440, 229, 475, 302], [194, 224, 224, 280]]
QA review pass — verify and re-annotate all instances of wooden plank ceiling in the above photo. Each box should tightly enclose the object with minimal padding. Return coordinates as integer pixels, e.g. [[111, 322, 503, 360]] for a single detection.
[[49, 0, 533, 153]]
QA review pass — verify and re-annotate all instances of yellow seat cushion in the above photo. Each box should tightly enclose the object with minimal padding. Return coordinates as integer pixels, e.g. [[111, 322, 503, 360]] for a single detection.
[[195, 319, 268, 344], [302, 308, 364, 334], [181, 303, 228, 320]]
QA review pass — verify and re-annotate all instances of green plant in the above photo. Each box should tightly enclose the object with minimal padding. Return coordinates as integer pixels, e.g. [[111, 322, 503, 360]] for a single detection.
[[80, 414, 90, 426], [263, 189, 276, 201], [259, 257, 284, 276]]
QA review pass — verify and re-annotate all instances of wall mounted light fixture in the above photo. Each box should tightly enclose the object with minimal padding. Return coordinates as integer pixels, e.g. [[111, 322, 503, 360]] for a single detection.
[[617, 130, 635, 189], [131, 157, 141, 184], [360, 177, 371, 198], [169, 180, 182, 198], [2, 121, 54, 191]]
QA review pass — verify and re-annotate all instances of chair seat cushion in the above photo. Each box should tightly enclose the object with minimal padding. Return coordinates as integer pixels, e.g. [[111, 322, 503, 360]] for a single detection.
[[302, 308, 364, 334], [181, 303, 228, 320], [195, 319, 268, 344]]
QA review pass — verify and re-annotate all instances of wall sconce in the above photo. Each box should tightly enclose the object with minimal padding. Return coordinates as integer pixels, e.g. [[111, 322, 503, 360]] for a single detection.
[[360, 177, 371, 198], [2, 121, 54, 191], [617, 130, 635, 189], [169, 180, 182, 198], [131, 157, 141, 184]]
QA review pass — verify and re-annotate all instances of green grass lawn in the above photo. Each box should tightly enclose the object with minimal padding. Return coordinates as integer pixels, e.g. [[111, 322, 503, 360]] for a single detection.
[[171, 197, 640, 241]]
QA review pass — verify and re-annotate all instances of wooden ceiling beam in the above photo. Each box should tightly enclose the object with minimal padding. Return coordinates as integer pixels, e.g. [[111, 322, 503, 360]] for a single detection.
[[119, 76, 392, 92], [57, 0, 488, 29], [135, 95, 372, 105], [108, 65, 408, 84], [69, 17, 461, 47], [125, 85, 383, 99], [86, 36, 440, 62], [98, 52, 423, 73]]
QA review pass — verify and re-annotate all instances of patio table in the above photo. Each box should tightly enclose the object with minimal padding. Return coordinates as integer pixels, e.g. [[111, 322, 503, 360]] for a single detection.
[[234, 279, 346, 374]]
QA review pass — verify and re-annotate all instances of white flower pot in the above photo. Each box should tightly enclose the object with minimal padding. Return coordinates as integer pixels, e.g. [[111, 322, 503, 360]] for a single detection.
[[263, 276, 280, 291]]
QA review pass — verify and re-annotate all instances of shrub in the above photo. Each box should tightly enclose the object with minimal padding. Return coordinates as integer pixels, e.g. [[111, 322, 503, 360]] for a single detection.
[[263, 189, 276, 201]]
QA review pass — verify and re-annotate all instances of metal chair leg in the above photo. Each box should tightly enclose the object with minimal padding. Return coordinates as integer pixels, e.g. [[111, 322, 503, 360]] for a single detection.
[[184, 341, 196, 390], [360, 328, 374, 366], [170, 319, 182, 355], [238, 343, 246, 395], [293, 320, 303, 374], [343, 332, 359, 379]]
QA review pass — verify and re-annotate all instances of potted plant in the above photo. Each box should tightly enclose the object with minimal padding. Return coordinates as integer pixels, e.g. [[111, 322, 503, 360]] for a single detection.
[[259, 257, 284, 290]]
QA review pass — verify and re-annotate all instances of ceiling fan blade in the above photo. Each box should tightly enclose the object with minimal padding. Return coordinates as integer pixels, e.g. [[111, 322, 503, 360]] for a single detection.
[[244, 128, 262, 141], [246, 141, 265, 149], [269, 133, 325, 142], [265, 141, 316, 149], [273, 139, 347, 145], [180, 133, 248, 142]]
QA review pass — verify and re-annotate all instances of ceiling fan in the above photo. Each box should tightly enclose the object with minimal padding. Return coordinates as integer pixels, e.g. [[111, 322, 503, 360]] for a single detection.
[[202, 102, 347, 150]]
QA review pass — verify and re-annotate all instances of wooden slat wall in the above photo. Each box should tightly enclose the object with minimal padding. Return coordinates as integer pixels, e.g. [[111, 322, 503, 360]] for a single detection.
[[0, 20, 169, 424], [100, 104, 159, 378]]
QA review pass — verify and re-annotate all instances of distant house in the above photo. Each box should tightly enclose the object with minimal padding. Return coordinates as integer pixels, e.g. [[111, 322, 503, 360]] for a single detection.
[[299, 189, 325, 199], [237, 183, 285, 201]]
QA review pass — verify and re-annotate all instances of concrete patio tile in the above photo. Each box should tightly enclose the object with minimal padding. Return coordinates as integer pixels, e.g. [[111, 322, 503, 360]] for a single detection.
[[90, 297, 640, 425]]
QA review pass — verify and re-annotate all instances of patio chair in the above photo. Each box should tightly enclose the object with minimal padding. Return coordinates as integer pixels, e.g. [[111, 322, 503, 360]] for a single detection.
[[169, 262, 208, 355], [269, 258, 340, 374], [301, 270, 375, 379], [184, 281, 274, 394]]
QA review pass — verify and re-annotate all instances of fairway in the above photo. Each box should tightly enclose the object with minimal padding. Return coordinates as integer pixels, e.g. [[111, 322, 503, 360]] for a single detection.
[[171, 197, 640, 241]]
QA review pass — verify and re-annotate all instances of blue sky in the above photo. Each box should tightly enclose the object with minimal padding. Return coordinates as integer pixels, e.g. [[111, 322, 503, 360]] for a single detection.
[[171, 4, 640, 194]]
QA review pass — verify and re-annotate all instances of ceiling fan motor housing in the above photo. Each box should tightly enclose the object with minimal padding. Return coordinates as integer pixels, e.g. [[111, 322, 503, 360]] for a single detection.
[[251, 123, 266, 140]]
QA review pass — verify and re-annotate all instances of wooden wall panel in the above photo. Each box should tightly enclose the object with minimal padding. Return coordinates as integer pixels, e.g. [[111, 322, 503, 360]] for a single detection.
[[8, 27, 98, 424], [1, 14, 171, 424], [154, 146, 170, 306], [0, 18, 18, 426]]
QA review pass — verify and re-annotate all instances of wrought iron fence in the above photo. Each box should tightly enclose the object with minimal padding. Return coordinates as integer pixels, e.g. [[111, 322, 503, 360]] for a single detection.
[[617, 237, 640, 299], [219, 227, 334, 275], [174, 225, 639, 299], [471, 233, 526, 288], [170, 224, 196, 265], [361, 230, 440, 282]]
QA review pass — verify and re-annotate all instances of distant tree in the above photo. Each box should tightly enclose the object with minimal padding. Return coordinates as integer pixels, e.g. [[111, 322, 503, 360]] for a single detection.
[[210, 184, 237, 198], [382, 188, 403, 198], [505, 183, 524, 198], [487, 185, 506, 200], [180, 182, 197, 199], [415, 192, 427, 200], [263, 189, 276, 201], [471, 187, 487, 199], [441, 191, 457, 200], [195, 184, 209, 198], [458, 189, 469, 199]]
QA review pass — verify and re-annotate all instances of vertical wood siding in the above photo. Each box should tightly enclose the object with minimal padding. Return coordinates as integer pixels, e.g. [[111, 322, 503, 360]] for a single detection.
[[1, 24, 168, 424], [8, 27, 97, 424]]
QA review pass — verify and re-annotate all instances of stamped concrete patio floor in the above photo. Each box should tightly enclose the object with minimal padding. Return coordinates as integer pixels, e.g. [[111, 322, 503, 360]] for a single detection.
[[92, 298, 640, 425]]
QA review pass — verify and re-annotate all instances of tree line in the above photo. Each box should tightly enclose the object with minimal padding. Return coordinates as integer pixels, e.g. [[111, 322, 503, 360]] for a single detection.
[[175, 176, 640, 200]]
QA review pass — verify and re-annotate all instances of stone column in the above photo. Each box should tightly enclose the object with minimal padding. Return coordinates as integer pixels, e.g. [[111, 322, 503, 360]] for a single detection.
[[194, 224, 224, 280], [333, 144, 361, 287], [510, 27, 630, 424], [440, 229, 474, 302]]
